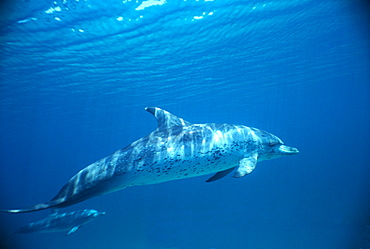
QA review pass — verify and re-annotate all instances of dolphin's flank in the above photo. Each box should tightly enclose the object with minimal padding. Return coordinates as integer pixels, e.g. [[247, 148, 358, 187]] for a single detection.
[[1, 107, 299, 213]]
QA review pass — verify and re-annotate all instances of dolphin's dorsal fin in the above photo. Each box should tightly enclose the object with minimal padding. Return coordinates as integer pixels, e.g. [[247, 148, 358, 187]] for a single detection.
[[50, 208, 58, 214], [145, 107, 192, 131]]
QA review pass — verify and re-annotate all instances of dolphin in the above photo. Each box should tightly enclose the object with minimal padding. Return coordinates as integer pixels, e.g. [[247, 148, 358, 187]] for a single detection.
[[1, 107, 298, 213], [14, 209, 106, 235]]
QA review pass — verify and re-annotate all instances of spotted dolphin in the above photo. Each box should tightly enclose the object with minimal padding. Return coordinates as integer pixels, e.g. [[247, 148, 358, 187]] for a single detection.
[[1, 107, 298, 213], [15, 209, 106, 235]]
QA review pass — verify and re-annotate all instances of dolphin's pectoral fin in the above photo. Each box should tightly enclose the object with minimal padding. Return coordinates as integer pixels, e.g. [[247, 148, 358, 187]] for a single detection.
[[233, 153, 258, 178], [67, 226, 81, 236], [206, 167, 236, 182]]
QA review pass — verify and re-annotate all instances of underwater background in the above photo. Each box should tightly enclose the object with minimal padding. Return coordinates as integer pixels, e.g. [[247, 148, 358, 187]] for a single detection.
[[0, 0, 369, 248]]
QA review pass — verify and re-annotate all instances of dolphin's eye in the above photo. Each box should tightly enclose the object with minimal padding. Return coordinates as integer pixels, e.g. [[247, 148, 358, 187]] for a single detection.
[[269, 140, 278, 146]]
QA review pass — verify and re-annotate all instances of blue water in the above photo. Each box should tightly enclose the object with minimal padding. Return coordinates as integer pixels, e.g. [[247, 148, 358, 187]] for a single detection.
[[0, 0, 369, 248]]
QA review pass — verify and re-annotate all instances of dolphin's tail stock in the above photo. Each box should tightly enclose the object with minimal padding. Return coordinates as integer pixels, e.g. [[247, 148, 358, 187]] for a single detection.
[[1, 172, 105, 213], [0, 200, 62, 213]]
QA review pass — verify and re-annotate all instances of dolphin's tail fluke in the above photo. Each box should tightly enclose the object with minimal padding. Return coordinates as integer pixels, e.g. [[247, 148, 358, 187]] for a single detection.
[[0, 200, 61, 213]]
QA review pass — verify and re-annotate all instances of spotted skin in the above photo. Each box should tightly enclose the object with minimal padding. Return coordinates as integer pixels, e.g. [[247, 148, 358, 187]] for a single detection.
[[1, 107, 298, 213]]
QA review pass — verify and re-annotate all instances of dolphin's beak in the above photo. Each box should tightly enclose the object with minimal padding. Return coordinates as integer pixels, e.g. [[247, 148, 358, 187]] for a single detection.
[[94, 212, 106, 217], [278, 145, 299, 155]]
